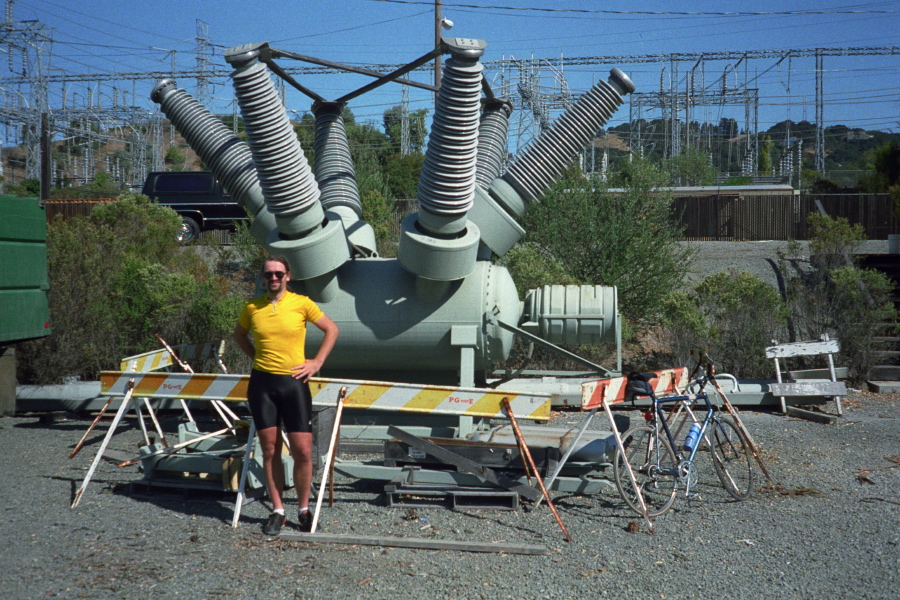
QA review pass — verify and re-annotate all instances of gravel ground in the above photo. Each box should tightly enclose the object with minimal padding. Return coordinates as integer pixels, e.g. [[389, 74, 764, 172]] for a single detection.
[[1, 392, 898, 600]]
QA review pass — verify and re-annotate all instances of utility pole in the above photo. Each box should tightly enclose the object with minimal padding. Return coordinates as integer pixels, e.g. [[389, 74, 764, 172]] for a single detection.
[[815, 49, 825, 175], [434, 0, 442, 95]]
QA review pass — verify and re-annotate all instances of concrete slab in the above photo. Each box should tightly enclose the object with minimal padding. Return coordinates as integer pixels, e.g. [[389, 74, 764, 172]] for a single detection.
[[867, 381, 900, 393]]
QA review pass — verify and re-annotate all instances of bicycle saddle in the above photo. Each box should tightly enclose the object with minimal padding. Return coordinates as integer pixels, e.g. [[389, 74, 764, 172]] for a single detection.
[[626, 371, 657, 397]]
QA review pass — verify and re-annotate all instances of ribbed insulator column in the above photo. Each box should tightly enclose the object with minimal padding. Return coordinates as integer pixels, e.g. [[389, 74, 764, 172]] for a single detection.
[[468, 68, 634, 258], [313, 101, 361, 216], [502, 68, 635, 204], [221, 43, 349, 291], [397, 38, 486, 284], [151, 80, 263, 218], [150, 80, 276, 245], [416, 53, 483, 234], [475, 98, 512, 191], [229, 59, 323, 238]]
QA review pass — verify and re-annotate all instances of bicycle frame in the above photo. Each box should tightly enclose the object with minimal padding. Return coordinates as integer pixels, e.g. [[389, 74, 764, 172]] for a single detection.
[[644, 377, 718, 496], [654, 391, 714, 465]]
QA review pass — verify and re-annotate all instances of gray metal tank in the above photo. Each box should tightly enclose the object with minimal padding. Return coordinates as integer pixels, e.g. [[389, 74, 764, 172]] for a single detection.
[[300, 258, 518, 380]]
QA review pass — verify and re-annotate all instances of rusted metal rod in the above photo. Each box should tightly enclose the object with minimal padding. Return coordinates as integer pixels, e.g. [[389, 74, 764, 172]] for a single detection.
[[709, 371, 771, 481], [501, 398, 572, 543], [68, 396, 115, 459], [511, 422, 535, 485]]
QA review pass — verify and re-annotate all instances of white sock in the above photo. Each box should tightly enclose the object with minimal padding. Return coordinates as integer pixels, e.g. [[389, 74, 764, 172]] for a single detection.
[[273, 508, 285, 516], [299, 507, 309, 514]]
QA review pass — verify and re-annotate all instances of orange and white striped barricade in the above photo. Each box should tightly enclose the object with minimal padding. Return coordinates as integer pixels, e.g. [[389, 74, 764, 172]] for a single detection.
[[82, 371, 552, 523]]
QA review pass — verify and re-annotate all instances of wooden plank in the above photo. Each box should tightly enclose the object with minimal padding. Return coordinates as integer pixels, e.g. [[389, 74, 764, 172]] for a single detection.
[[279, 531, 547, 555], [789, 367, 849, 380], [769, 381, 847, 396], [765, 339, 839, 359], [785, 406, 840, 425], [386, 426, 541, 501]]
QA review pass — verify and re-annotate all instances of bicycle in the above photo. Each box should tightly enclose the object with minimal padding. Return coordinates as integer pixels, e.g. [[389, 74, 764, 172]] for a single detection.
[[613, 366, 754, 517]]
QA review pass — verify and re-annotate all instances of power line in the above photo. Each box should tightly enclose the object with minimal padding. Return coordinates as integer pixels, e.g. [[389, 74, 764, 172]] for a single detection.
[[369, 1, 900, 17], [2, 4, 899, 186]]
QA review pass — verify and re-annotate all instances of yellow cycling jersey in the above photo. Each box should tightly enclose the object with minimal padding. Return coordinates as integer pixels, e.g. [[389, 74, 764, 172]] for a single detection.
[[238, 291, 324, 375]]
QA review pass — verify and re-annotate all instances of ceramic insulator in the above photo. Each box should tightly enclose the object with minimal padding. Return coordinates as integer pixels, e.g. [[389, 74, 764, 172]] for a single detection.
[[416, 55, 483, 233], [150, 80, 264, 217], [313, 102, 361, 216], [230, 60, 323, 237], [475, 98, 512, 191], [502, 68, 635, 204]]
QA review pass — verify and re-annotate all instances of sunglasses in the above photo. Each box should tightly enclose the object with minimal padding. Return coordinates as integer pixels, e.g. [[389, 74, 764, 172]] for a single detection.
[[263, 271, 286, 280]]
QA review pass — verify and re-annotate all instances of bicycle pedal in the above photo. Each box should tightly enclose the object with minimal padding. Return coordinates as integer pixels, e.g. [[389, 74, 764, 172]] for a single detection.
[[687, 492, 703, 505]]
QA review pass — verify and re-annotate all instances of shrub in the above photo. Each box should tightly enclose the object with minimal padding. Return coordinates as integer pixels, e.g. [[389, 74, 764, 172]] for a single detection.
[[779, 213, 897, 383], [661, 271, 789, 377], [805, 212, 867, 272], [827, 266, 898, 382], [16, 193, 245, 383], [495, 242, 578, 299]]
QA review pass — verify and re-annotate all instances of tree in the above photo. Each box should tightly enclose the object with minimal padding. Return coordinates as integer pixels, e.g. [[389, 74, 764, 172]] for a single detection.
[[718, 117, 738, 139], [665, 147, 715, 186], [382, 152, 424, 199], [858, 142, 900, 196], [759, 135, 774, 174], [5, 178, 40, 197], [383, 106, 428, 154], [516, 160, 693, 321], [293, 112, 317, 168], [778, 213, 898, 383]]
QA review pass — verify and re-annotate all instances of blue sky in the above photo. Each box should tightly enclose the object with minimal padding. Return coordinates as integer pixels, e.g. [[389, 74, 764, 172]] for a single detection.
[[5, 0, 900, 142]]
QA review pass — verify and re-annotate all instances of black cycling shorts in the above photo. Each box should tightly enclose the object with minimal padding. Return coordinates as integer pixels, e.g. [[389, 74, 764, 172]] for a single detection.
[[247, 369, 313, 433]]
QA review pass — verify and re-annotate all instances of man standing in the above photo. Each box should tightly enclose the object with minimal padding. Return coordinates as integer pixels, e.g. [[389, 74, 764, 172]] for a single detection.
[[233, 256, 339, 535]]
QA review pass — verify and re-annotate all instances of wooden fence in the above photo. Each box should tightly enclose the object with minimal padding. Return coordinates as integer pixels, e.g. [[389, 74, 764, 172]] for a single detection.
[[675, 193, 896, 241], [43, 198, 116, 221], [41, 193, 897, 243]]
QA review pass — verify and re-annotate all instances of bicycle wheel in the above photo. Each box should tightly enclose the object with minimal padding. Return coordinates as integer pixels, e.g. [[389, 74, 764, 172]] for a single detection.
[[614, 425, 678, 517], [709, 417, 754, 500]]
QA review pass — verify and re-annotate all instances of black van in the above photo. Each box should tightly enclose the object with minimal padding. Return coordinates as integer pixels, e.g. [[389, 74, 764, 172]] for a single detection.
[[141, 171, 248, 242]]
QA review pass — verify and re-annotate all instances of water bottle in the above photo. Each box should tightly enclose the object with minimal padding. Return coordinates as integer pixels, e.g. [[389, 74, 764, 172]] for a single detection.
[[683, 424, 702, 452]]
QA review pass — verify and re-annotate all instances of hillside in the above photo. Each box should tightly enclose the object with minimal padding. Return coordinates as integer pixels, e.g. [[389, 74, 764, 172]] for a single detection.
[[606, 119, 900, 177]]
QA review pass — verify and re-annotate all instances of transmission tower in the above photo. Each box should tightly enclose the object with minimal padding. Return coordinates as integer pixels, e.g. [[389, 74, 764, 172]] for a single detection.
[[0, 8, 896, 188], [0, 0, 51, 180], [195, 20, 211, 106], [400, 84, 410, 155]]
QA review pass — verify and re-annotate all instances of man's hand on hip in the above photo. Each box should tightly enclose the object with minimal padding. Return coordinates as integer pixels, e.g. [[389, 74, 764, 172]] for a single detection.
[[291, 359, 322, 382]]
